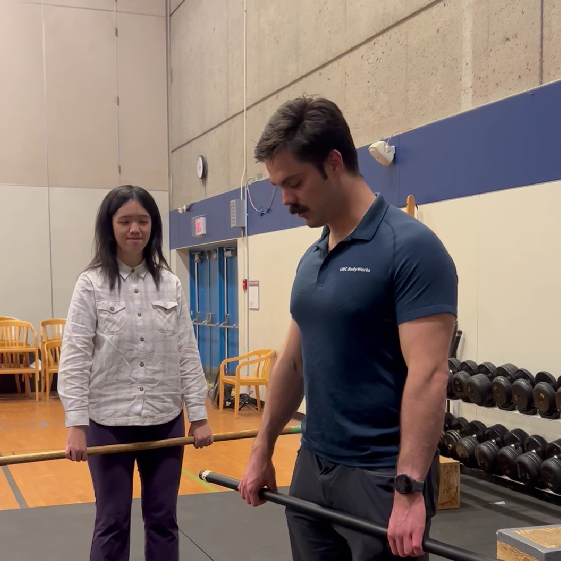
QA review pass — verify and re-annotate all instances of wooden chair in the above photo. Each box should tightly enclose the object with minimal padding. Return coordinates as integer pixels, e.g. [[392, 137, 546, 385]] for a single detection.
[[0, 316, 22, 393], [218, 349, 275, 419], [40, 319, 66, 398], [42, 340, 62, 402], [0, 319, 40, 400]]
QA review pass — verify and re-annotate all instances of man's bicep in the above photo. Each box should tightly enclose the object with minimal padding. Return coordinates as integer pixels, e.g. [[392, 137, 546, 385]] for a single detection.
[[398, 313, 456, 371], [393, 230, 458, 372], [280, 319, 303, 375]]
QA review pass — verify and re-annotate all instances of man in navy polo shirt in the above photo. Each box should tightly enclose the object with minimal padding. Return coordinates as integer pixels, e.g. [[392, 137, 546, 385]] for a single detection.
[[239, 96, 458, 561]]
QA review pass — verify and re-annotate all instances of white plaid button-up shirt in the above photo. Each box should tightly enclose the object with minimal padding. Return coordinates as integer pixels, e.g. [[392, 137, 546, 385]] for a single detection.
[[58, 260, 208, 428]]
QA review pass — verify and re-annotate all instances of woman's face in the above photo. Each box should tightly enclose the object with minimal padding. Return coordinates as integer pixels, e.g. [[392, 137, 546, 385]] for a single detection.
[[112, 200, 152, 260]]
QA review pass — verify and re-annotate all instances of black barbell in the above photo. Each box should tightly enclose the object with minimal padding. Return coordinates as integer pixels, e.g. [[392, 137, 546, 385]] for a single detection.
[[199, 471, 498, 561]]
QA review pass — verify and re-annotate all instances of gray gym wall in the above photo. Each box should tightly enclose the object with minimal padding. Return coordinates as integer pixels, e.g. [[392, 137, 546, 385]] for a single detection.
[[169, 0, 561, 206]]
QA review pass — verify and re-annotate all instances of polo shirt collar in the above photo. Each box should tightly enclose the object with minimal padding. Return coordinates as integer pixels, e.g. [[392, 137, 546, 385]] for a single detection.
[[314, 192, 389, 250], [118, 259, 148, 280]]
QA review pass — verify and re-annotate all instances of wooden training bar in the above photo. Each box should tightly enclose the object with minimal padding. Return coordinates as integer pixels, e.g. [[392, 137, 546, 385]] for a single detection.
[[497, 524, 561, 561], [0, 422, 460, 511], [0, 425, 302, 467]]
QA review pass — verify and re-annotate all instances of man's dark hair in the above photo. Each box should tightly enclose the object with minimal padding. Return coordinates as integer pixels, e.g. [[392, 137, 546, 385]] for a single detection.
[[86, 184, 171, 291], [254, 96, 360, 178]]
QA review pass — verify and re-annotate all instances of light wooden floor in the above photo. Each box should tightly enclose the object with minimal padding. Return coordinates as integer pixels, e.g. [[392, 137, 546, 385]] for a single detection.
[[0, 393, 301, 511]]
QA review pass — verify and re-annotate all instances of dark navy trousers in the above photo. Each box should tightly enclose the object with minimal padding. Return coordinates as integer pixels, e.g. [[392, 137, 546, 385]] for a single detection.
[[86, 412, 185, 561], [286, 445, 439, 561]]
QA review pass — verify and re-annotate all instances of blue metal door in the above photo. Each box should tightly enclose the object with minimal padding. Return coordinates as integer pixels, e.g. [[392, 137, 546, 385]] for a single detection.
[[189, 244, 239, 383]]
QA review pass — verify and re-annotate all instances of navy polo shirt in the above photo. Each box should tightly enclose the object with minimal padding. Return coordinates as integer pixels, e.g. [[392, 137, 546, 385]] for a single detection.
[[290, 193, 458, 468]]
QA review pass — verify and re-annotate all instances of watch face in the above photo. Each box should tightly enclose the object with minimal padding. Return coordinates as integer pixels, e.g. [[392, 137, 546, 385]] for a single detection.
[[395, 474, 412, 494]]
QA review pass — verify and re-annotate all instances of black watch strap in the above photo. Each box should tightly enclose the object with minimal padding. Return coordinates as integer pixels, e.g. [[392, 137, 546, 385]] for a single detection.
[[394, 474, 425, 494]]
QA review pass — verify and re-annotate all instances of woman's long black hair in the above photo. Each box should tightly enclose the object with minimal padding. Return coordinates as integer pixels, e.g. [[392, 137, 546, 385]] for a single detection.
[[86, 185, 171, 292]]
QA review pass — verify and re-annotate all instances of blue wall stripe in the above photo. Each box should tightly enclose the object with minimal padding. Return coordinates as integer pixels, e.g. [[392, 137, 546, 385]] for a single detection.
[[170, 80, 561, 250]]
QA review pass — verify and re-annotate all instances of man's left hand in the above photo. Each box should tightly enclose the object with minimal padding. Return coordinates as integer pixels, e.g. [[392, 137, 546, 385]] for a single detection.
[[387, 492, 426, 557], [188, 419, 214, 449]]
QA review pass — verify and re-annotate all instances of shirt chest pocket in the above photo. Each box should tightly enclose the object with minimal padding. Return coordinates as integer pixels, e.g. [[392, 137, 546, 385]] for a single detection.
[[151, 300, 178, 334], [97, 301, 127, 334]]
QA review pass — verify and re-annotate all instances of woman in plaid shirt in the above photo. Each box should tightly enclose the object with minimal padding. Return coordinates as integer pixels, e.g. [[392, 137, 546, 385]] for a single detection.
[[58, 184, 213, 561]]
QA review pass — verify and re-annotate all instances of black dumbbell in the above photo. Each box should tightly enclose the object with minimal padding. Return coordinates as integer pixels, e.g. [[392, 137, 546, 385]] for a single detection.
[[476, 425, 521, 475], [452, 361, 478, 402], [460, 360, 478, 375], [533, 372, 561, 419], [443, 412, 455, 431], [438, 431, 448, 456], [447, 359, 462, 399], [490, 364, 519, 411], [442, 416, 469, 458], [503, 427, 529, 449], [539, 438, 561, 493], [453, 421, 488, 467], [448, 358, 461, 374], [451, 416, 469, 433], [496, 428, 529, 480], [474, 424, 509, 474], [452, 371, 471, 401], [516, 435, 549, 488], [546, 438, 561, 459], [511, 369, 537, 415], [555, 387, 561, 416], [441, 416, 469, 457], [466, 362, 498, 407]]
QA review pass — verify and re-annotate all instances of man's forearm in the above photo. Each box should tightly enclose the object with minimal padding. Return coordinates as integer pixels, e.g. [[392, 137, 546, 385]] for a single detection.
[[396, 366, 448, 482], [253, 355, 303, 457]]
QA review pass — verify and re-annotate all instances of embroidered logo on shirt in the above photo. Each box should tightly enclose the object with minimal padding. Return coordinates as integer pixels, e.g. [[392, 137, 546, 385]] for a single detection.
[[339, 266, 371, 273]]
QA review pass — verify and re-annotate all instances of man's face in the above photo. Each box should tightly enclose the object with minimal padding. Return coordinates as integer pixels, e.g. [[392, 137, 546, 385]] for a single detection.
[[265, 150, 341, 229]]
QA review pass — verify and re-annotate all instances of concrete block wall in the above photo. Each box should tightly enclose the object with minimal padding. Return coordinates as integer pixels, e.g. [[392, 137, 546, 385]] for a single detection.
[[169, 0, 561, 209]]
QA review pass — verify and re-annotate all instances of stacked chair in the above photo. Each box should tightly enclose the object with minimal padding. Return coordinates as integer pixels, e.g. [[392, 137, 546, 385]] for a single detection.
[[0, 317, 65, 401]]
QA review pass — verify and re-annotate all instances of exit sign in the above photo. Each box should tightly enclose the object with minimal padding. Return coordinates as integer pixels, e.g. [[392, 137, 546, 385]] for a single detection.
[[192, 215, 207, 238]]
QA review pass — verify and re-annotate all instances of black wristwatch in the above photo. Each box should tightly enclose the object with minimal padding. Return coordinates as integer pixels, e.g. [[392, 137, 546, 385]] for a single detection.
[[394, 474, 424, 494]]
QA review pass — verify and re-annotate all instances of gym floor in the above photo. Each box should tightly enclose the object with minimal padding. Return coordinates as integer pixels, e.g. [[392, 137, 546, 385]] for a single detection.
[[1, 394, 560, 560], [0, 393, 301, 509]]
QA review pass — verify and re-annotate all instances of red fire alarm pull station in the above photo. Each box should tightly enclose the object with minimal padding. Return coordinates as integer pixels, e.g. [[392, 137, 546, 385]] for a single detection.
[[242, 279, 248, 291]]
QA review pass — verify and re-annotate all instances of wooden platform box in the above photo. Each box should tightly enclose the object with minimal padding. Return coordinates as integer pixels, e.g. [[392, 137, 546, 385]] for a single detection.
[[498, 525, 561, 561], [437, 456, 460, 510]]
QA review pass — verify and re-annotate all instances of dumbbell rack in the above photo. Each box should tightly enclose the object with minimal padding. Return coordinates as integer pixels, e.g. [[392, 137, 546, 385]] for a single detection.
[[444, 406, 561, 507], [445, 357, 561, 507], [458, 463, 561, 507]]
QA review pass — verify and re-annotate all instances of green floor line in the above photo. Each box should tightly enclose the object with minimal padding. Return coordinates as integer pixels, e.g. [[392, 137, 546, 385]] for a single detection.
[[181, 468, 218, 493]]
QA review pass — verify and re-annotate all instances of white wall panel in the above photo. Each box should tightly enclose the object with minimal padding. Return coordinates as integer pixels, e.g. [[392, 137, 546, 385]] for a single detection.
[[49, 187, 107, 318], [477, 181, 561, 374], [44, 6, 119, 189], [0, 2, 47, 187], [50, 187, 170, 319], [417, 195, 480, 362], [246, 226, 320, 412], [0, 185, 52, 332]]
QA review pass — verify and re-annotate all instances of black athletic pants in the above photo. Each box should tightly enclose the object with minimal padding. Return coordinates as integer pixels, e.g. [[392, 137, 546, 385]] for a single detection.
[[285, 445, 439, 561]]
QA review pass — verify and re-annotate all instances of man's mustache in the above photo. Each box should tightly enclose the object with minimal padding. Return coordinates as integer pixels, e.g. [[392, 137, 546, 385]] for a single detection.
[[289, 204, 310, 215]]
